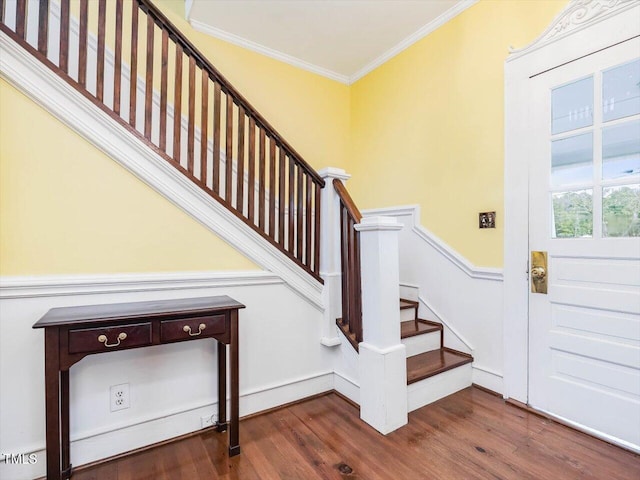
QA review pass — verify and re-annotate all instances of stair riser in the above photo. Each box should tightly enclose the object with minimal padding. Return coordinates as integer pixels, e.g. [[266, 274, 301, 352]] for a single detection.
[[407, 364, 472, 412], [400, 308, 417, 322], [399, 285, 419, 302], [402, 332, 441, 357]]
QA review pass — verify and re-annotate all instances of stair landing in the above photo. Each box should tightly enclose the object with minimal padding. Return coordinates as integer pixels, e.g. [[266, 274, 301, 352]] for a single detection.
[[406, 348, 472, 385]]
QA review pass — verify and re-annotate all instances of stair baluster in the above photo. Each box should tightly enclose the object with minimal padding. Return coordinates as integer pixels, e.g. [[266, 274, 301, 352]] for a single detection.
[[0, 0, 324, 280], [333, 178, 363, 349]]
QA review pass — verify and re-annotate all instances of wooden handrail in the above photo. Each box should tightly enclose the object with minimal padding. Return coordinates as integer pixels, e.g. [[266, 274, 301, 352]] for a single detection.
[[137, 0, 324, 187], [0, 0, 323, 281], [333, 179, 362, 222], [333, 179, 363, 349]]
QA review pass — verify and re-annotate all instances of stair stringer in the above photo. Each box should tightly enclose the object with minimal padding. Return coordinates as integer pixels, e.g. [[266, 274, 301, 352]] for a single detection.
[[0, 31, 323, 309]]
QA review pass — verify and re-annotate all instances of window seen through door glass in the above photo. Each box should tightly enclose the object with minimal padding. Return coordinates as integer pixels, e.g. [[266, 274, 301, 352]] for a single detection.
[[602, 184, 640, 237], [603, 120, 640, 181], [551, 132, 593, 186], [602, 59, 640, 122], [552, 77, 594, 134], [552, 189, 593, 238]]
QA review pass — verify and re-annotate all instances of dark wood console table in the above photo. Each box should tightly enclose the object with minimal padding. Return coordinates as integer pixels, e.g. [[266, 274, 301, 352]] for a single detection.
[[33, 295, 245, 480]]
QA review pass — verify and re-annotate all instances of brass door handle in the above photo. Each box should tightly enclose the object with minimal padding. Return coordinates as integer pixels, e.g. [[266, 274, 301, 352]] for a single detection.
[[98, 332, 127, 347], [531, 266, 546, 279], [183, 323, 206, 336], [531, 251, 548, 294]]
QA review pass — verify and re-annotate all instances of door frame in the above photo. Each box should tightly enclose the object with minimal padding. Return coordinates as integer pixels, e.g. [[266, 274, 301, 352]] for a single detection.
[[503, 0, 640, 404]]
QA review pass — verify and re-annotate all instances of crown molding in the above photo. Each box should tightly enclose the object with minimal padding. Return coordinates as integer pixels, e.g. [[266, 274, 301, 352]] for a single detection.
[[349, 0, 479, 84], [188, 1, 478, 86], [508, 0, 638, 61], [188, 18, 351, 84]]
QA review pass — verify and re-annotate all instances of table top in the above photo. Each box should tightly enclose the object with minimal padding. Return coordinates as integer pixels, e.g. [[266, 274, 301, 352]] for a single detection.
[[33, 296, 246, 328]]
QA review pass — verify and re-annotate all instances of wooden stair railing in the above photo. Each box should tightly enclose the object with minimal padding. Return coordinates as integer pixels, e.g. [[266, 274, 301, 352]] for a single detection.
[[333, 178, 362, 351], [0, 0, 323, 281]]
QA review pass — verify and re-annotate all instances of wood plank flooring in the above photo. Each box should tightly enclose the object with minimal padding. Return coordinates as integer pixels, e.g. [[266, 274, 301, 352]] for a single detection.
[[73, 387, 640, 479]]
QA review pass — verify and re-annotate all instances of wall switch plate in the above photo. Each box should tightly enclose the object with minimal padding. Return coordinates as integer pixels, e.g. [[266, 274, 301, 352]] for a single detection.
[[201, 413, 218, 429], [479, 211, 496, 228], [110, 383, 130, 412]]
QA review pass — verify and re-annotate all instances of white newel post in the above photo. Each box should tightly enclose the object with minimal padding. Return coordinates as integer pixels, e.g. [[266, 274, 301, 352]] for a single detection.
[[318, 167, 351, 347], [355, 216, 408, 434]]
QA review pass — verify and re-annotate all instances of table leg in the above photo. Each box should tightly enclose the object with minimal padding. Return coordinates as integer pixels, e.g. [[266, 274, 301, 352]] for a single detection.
[[229, 310, 240, 456], [44, 328, 62, 480], [215, 340, 227, 432], [61, 369, 72, 479]]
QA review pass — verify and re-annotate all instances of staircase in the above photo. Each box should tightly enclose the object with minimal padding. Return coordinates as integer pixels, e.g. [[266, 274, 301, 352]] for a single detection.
[[333, 174, 473, 413], [1, 0, 472, 435], [400, 298, 473, 412]]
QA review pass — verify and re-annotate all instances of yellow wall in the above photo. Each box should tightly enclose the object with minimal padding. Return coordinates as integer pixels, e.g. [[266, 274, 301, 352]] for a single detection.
[[155, 0, 351, 171], [0, 0, 565, 274], [348, 0, 566, 267], [0, 0, 351, 276], [0, 79, 256, 275]]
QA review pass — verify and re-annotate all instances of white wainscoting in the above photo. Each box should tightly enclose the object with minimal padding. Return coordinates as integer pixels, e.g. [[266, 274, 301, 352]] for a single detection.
[[362, 206, 504, 394], [0, 272, 335, 480]]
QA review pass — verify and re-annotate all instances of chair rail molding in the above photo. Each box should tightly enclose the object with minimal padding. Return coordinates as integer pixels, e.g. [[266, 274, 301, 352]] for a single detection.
[[0, 271, 282, 299], [0, 30, 323, 309], [362, 205, 503, 282]]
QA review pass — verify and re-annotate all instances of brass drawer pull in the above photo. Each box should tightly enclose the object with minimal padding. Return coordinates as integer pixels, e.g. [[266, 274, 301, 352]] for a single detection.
[[183, 323, 206, 336], [97, 332, 127, 348]]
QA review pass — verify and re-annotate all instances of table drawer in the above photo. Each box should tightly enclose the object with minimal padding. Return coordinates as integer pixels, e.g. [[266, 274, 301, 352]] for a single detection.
[[161, 314, 226, 342], [68, 323, 152, 354]]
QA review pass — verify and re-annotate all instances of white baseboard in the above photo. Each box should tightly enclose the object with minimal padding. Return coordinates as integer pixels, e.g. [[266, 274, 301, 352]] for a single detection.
[[333, 371, 360, 406], [472, 365, 504, 394], [0, 371, 334, 480], [239, 371, 334, 417]]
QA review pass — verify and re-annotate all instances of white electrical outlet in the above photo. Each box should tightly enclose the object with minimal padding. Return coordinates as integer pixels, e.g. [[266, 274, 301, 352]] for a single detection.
[[200, 413, 218, 429], [110, 383, 130, 412]]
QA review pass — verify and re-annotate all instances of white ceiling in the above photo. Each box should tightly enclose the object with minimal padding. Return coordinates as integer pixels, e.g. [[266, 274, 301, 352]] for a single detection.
[[186, 0, 476, 84]]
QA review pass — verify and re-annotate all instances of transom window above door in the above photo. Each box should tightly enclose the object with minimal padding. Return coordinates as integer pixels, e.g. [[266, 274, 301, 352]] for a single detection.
[[550, 58, 640, 239]]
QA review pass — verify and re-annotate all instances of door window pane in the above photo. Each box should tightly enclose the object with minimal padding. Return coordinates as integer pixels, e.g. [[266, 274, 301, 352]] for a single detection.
[[603, 120, 640, 180], [552, 77, 594, 134], [603, 59, 640, 122], [552, 190, 593, 238], [551, 132, 593, 186], [603, 184, 640, 237]]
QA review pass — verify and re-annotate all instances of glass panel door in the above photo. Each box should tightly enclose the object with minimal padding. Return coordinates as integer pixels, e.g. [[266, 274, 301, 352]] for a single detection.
[[550, 58, 640, 239]]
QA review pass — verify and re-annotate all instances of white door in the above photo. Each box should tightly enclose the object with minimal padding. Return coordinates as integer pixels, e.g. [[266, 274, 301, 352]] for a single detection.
[[528, 37, 640, 450]]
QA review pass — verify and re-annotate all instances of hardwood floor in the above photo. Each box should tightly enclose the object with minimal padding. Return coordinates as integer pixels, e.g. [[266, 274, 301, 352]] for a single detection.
[[73, 387, 639, 480]]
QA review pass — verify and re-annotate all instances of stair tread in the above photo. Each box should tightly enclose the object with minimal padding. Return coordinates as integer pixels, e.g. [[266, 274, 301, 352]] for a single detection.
[[399, 298, 419, 310], [400, 319, 442, 339], [406, 348, 472, 385]]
